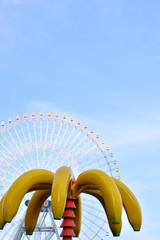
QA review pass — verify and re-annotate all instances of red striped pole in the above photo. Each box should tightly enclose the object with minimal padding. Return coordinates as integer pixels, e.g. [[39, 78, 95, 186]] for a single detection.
[[60, 178, 76, 240]]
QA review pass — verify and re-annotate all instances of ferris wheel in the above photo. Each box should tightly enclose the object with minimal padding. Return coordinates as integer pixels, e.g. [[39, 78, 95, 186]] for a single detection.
[[0, 112, 120, 240]]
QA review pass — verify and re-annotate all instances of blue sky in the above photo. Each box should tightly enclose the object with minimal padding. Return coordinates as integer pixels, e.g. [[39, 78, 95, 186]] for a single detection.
[[0, 0, 160, 239]]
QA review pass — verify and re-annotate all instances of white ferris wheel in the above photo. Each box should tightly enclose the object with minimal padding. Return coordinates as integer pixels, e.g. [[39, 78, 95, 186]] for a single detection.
[[0, 112, 120, 240]]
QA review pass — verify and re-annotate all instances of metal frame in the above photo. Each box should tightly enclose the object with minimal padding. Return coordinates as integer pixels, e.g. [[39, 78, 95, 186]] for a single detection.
[[13, 206, 60, 240]]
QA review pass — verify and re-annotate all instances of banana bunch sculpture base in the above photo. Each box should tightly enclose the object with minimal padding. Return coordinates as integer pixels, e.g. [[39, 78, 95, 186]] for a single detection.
[[0, 167, 142, 239]]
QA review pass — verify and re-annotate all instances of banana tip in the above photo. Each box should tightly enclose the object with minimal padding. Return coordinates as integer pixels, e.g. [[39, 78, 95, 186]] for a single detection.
[[26, 232, 33, 235], [74, 232, 80, 237], [0, 223, 6, 229], [4, 220, 11, 223], [112, 231, 120, 236], [54, 217, 61, 220], [133, 226, 141, 231]]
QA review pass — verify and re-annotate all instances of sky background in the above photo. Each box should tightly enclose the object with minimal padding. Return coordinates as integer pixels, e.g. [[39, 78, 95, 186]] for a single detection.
[[0, 0, 160, 239]]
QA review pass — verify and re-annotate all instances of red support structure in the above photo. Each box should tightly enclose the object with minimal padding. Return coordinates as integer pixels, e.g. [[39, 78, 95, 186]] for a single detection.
[[60, 178, 76, 240]]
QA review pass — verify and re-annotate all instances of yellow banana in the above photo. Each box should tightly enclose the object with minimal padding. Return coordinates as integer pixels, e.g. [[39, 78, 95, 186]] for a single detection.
[[72, 169, 122, 224], [3, 169, 54, 223], [0, 194, 7, 229], [83, 189, 122, 236], [73, 196, 82, 237], [25, 189, 51, 235], [0, 185, 51, 230], [112, 178, 142, 231], [51, 166, 73, 219]]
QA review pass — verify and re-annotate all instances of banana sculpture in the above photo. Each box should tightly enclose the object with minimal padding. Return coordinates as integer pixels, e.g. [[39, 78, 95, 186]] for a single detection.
[[72, 169, 122, 225], [73, 196, 82, 237], [83, 188, 122, 236], [112, 178, 142, 231], [3, 169, 54, 223], [0, 194, 6, 229], [25, 189, 51, 235], [0, 166, 142, 238], [51, 166, 73, 219]]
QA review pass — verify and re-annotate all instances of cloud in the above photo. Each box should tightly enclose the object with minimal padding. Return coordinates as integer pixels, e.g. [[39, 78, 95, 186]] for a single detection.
[[83, 119, 160, 150], [110, 125, 160, 147], [87, 113, 160, 149], [25, 101, 160, 151]]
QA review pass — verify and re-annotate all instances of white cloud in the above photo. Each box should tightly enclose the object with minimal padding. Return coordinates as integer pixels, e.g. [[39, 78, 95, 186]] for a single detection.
[[85, 120, 160, 150], [110, 125, 160, 147], [25, 101, 160, 151]]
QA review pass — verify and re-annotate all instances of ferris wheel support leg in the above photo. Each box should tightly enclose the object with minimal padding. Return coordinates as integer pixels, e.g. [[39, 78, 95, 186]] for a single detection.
[[38, 209, 48, 227], [13, 221, 24, 240], [48, 208, 61, 240]]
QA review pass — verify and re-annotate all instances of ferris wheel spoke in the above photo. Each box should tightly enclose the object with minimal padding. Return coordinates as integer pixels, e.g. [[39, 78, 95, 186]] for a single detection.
[[47, 121, 63, 168], [58, 125, 76, 154], [58, 134, 89, 167], [71, 148, 102, 170], [42, 118, 49, 168], [19, 123, 35, 169], [49, 122, 63, 163], [0, 133, 20, 158], [0, 158, 22, 175], [26, 120, 33, 146], [82, 221, 103, 239], [0, 131, 18, 156], [0, 167, 17, 178], [82, 215, 107, 234], [58, 124, 69, 148], [83, 207, 106, 223], [72, 139, 93, 158], [0, 141, 26, 172], [66, 130, 82, 151], [49, 120, 56, 144], [68, 135, 87, 156], [40, 117, 43, 144], [52, 124, 70, 166], [12, 125, 31, 170], [76, 145, 98, 162], [1, 177, 13, 183], [5, 128, 29, 169], [80, 228, 91, 239], [90, 221, 108, 240], [80, 156, 106, 169], [45, 120, 56, 168], [33, 119, 39, 168], [50, 125, 76, 169], [83, 202, 104, 214], [74, 150, 106, 173], [54, 153, 68, 169]]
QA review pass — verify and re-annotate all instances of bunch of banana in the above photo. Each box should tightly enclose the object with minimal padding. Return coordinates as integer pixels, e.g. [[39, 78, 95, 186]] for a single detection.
[[72, 169, 142, 236], [0, 166, 142, 238], [0, 167, 76, 236]]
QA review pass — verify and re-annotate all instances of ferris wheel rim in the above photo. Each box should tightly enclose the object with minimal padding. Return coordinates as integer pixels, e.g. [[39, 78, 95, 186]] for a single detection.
[[0, 116, 113, 176]]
